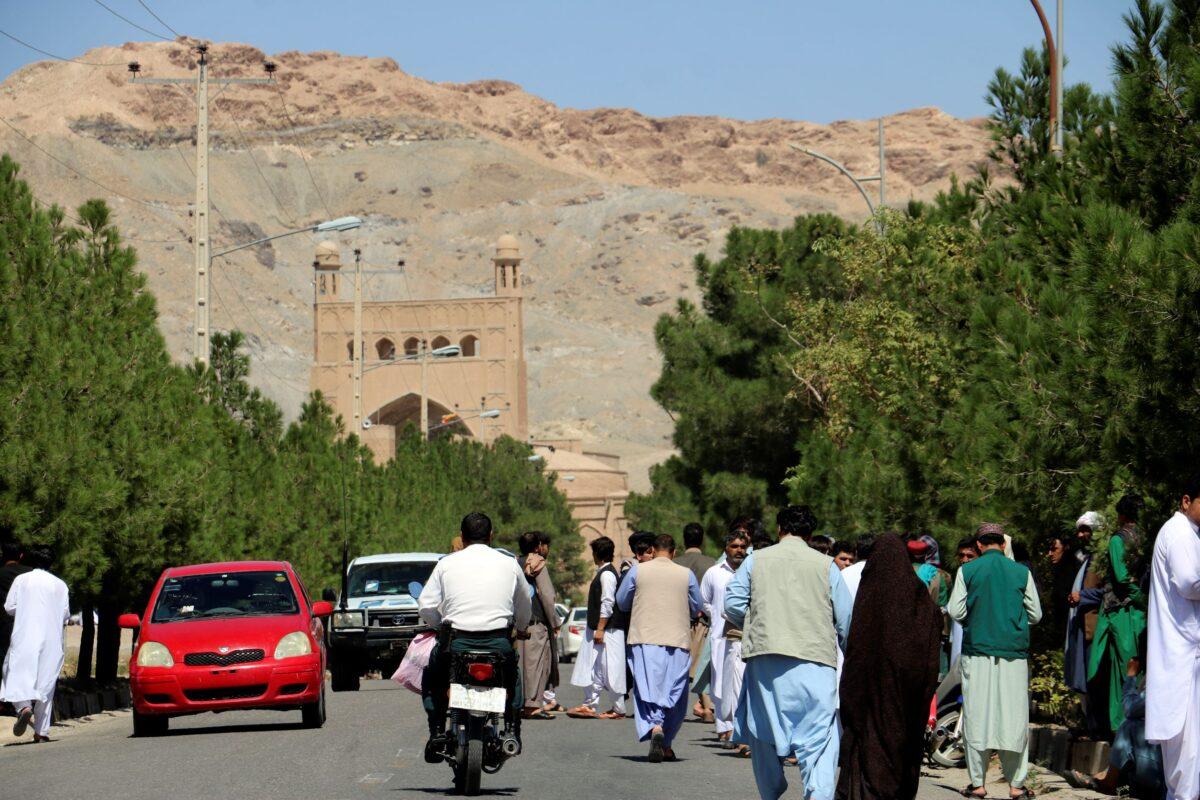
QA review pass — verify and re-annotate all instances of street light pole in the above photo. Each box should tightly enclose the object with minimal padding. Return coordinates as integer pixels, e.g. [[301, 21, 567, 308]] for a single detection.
[[352, 248, 363, 433], [790, 118, 886, 232], [1055, 0, 1065, 152], [1029, 0, 1060, 153], [420, 339, 429, 441]]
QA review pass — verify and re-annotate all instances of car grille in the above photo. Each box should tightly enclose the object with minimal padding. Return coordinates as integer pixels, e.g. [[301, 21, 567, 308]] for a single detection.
[[183, 684, 267, 702], [368, 610, 420, 628], [183, 648, 265, 667]]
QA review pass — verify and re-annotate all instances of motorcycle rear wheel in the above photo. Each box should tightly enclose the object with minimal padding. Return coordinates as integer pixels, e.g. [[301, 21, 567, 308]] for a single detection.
[[929, 709, 966, 768]]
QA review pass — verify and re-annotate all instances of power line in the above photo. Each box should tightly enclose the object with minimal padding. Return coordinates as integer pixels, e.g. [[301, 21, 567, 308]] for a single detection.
[[0, 115, 186, 212], [215, 105, 303, 230], [91, 0, 174, 41], [135, 0, 183, 39], [268, 80, 333, 220], [0, 29, 125, 66]]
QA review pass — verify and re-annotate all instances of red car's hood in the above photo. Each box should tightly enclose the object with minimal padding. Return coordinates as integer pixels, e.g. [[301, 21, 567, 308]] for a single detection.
[[143, 614, 309, 657]]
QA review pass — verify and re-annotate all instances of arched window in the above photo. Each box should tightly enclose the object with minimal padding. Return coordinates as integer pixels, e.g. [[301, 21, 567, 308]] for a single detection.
[[403, 337, 420, 356], [460, 335, 479, 358], [375, 338, 396, 360], [431, 335, 451, 352], [346, 340, 354, 360]]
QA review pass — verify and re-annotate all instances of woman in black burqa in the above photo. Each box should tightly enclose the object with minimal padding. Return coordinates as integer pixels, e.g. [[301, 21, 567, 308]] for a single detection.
[[837, 533, 943, 800]]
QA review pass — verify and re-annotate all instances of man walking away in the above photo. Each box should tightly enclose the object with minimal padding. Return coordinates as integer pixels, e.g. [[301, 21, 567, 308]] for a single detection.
[[841, 534, 874, 601], [723, 506, 853, 800], [701, 528, 750, 745], [1147, 475, 1200, 800], [1, 545, 69, 742], [947, 524, 1042, 799], [616, 533, 702, 763], [0, 539, 31, 684], [568, 536, 628, 719], [417, 513, 531, 760], [838, 534, 942, 800], [517, 532, 557, 720], [675, 522, 716, 722]]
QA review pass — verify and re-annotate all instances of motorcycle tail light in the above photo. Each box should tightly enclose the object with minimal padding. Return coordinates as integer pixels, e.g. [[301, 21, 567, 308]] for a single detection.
[[568, 626, 580, 635], [467, 663, 494, 682]]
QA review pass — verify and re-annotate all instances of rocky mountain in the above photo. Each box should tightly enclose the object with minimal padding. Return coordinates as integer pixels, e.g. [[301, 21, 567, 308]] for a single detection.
[[0, 40, 997, 489]]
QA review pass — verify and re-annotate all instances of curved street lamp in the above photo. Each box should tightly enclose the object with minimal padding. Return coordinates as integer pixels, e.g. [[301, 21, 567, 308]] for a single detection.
[[789, 119, 885, 233]]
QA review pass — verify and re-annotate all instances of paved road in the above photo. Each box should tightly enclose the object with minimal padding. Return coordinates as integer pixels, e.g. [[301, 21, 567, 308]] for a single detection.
[[1, 672, 1091, 800]]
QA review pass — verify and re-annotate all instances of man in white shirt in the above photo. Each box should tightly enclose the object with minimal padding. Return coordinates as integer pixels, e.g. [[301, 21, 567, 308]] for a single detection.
[[418, 512, 532, 759], [840, 534, 874, 601], [701, 529, 749, 744], [1, 545, 69, 742], [1147, 477, 1200, 800]]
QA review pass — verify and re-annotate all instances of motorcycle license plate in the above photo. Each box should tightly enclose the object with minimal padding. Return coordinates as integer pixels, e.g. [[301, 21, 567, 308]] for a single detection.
[[449, 684, 506, 713]]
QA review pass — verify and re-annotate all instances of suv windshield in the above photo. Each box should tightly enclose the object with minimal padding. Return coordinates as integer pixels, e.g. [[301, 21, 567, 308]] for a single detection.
[[152, 571, 299, 622], [348, 561, 436, 598]]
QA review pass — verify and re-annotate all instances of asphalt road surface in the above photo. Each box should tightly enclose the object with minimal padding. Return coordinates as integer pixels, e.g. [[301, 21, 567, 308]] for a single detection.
[[1, 673, 1089, 800]]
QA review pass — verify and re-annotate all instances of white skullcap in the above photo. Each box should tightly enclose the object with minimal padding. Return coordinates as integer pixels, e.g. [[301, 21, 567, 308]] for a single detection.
[[1076, 511, 1104, 530]]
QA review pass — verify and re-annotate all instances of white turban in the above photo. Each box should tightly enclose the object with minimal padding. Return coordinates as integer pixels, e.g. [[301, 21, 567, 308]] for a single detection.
[[1076, 511, 1104, 530]]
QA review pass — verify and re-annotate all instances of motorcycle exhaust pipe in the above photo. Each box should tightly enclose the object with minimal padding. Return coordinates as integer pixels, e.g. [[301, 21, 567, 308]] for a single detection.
[[499, 736, 521, 757]]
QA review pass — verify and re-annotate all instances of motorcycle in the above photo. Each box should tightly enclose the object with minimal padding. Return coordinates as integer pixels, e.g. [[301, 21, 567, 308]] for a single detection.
[[423, 614, 520, 796], [926, 658, 966, 769]]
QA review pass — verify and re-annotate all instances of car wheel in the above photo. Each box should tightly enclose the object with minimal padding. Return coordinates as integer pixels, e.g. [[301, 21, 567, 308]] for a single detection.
[[132, 709, 168, 737], [302, 684, 326, 728]]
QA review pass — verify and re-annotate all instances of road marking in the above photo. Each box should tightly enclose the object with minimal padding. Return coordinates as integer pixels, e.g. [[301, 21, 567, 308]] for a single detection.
[[358, 773, 392, 785]]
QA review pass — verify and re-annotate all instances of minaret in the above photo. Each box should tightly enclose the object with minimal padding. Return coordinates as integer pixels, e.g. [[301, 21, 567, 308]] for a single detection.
[[493, 234, 522, 297], [313, 240, 342, 303]]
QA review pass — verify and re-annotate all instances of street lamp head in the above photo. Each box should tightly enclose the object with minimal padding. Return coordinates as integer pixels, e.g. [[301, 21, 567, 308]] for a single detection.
[[315, 216, 363, 233], [480, 409, 501, 419]]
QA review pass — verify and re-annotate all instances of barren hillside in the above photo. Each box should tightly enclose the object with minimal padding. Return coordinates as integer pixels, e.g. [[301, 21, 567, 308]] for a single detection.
[[0, 40, 997, 488]]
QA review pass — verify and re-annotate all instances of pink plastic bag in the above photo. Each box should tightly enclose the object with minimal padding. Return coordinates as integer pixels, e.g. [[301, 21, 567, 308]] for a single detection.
[[391, 630, 436, 693]]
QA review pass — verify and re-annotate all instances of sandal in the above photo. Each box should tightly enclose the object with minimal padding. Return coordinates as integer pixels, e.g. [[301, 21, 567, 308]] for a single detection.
[[1009, 790, 1035, 799], [598, 711, 623, 719], [663, 748, 678, 762], [566, 707, 601, 719], [521, 710, 555, 720], [959, 787, 986, 799]]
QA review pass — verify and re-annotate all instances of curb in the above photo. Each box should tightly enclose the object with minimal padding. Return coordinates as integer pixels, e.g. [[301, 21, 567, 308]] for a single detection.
[[1029, 723, 1110, 777], [50, 681, 131, 723]]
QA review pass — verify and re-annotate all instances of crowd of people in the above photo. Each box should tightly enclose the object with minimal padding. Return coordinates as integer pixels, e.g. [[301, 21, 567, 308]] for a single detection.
[[417, 474, 1200, 800]]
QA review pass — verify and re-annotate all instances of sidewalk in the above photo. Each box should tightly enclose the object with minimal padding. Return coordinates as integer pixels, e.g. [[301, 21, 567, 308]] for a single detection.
[[0, 708, 130, 747]]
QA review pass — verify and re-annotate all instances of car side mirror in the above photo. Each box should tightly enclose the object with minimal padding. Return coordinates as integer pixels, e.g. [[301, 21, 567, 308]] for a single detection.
[[408, 581, 424, 598], [311, 601, 334, 617], [118, 613, 141, 629]]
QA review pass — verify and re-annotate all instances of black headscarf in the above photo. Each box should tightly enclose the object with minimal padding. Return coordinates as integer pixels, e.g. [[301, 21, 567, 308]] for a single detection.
[[837, 533, 943, 800]]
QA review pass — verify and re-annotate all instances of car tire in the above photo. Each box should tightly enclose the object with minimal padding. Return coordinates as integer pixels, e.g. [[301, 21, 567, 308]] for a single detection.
[[302, 684, 326, 728], [132, 709, 168, 737], [330, 662, 360, 692]]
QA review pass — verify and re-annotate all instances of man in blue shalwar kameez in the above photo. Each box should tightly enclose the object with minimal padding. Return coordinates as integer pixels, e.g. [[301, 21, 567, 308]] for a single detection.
[[723, 506, 853, 800], [615, 532, 704, 763]]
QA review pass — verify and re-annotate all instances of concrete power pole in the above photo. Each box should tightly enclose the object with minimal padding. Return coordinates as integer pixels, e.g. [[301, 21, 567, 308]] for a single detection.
[[352, 248, 363, 433], [1055, 0, 1065, 153], [420, 341, 430, 440], [129, 44, 273, 367]]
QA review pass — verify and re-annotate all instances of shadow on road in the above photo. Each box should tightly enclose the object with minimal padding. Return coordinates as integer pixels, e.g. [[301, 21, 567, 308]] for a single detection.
[[134, 721, 308, 738], [394, 787, 518, 796]]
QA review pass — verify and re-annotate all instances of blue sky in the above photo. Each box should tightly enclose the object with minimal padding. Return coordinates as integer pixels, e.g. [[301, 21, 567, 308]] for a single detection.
[[2, 0, 1134, 122]]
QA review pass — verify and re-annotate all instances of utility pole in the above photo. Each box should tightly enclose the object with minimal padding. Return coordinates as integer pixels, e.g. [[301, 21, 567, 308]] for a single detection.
[[352, 248, 363, 432], [129, 44, 274, 366], [877, 119, 886, 208], [1055, 0, 1065, 153], [420, 341, 430, 440]]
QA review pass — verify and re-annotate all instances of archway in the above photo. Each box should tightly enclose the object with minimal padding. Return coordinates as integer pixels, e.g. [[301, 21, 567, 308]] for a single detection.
[[403, 337, 420, 356], [431, 335, 451, 352], [460, 334, 479, 358], [368, 393, 473, 440], [375, 337, 396, 360]]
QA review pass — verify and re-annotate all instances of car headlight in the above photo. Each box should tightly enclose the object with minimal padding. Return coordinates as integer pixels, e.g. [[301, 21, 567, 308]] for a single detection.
[[274, 631, 313, 660], [332, 610, 365, 629], [136, 641, 174, 668]]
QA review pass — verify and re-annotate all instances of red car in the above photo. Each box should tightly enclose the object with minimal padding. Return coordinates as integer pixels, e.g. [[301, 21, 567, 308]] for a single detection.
[[119, 561, 333, 736]]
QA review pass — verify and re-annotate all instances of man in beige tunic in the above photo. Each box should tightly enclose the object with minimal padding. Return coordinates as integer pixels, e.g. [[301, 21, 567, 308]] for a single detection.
[[948, 524, 1043, 799], [517, 532, 557, 719]]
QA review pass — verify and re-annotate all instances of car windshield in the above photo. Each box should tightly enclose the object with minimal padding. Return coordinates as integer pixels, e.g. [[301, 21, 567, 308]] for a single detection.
[[347, 561, 436, 598], [571, 608, 587, 622], [152, 571, 299, 622]]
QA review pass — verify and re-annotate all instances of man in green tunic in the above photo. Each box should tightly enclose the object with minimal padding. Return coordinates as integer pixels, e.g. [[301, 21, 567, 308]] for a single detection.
[[1087, 494, 1148, 732], [948, 523, 1043, 799]]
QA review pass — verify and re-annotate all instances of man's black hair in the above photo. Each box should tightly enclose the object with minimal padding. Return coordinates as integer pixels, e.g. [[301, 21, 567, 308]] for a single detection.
[[1116, 493, 1145, 522], [1, 540, 21, 563], [518, 531, 541, 555], [956, 536, 979, 554], [536, 531, 551, 546], [728, 516, 757, 535], [725, 529, 750, 546], [460, 512, 493, 544], [854, 533, 877, 560], [682, 522, 704, 550], [1184, 474, 1200, 501], [809, 534, 833, 554], [777, 505, 818, 539], [629, 531, 655, 555], [590, 536, 615, 563], [24, 544, 52, 570], [831, 540, 855, 558], [653, 533, 676, 554], [977, 531, 1006, 547]]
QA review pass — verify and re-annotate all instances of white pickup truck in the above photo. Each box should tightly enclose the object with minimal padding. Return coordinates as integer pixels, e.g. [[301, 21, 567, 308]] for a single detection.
[[326, 552, 443, 691]]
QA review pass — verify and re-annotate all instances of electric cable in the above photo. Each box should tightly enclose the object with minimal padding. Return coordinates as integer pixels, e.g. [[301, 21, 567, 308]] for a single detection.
[[134, 0, 183, 39], [268, 79, 333, 220], [90, 0, 173, 41], [0, 29, 125, 66]]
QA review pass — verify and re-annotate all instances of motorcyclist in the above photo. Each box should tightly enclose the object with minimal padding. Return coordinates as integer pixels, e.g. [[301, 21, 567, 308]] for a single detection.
[[417, 512, 532, 762]]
